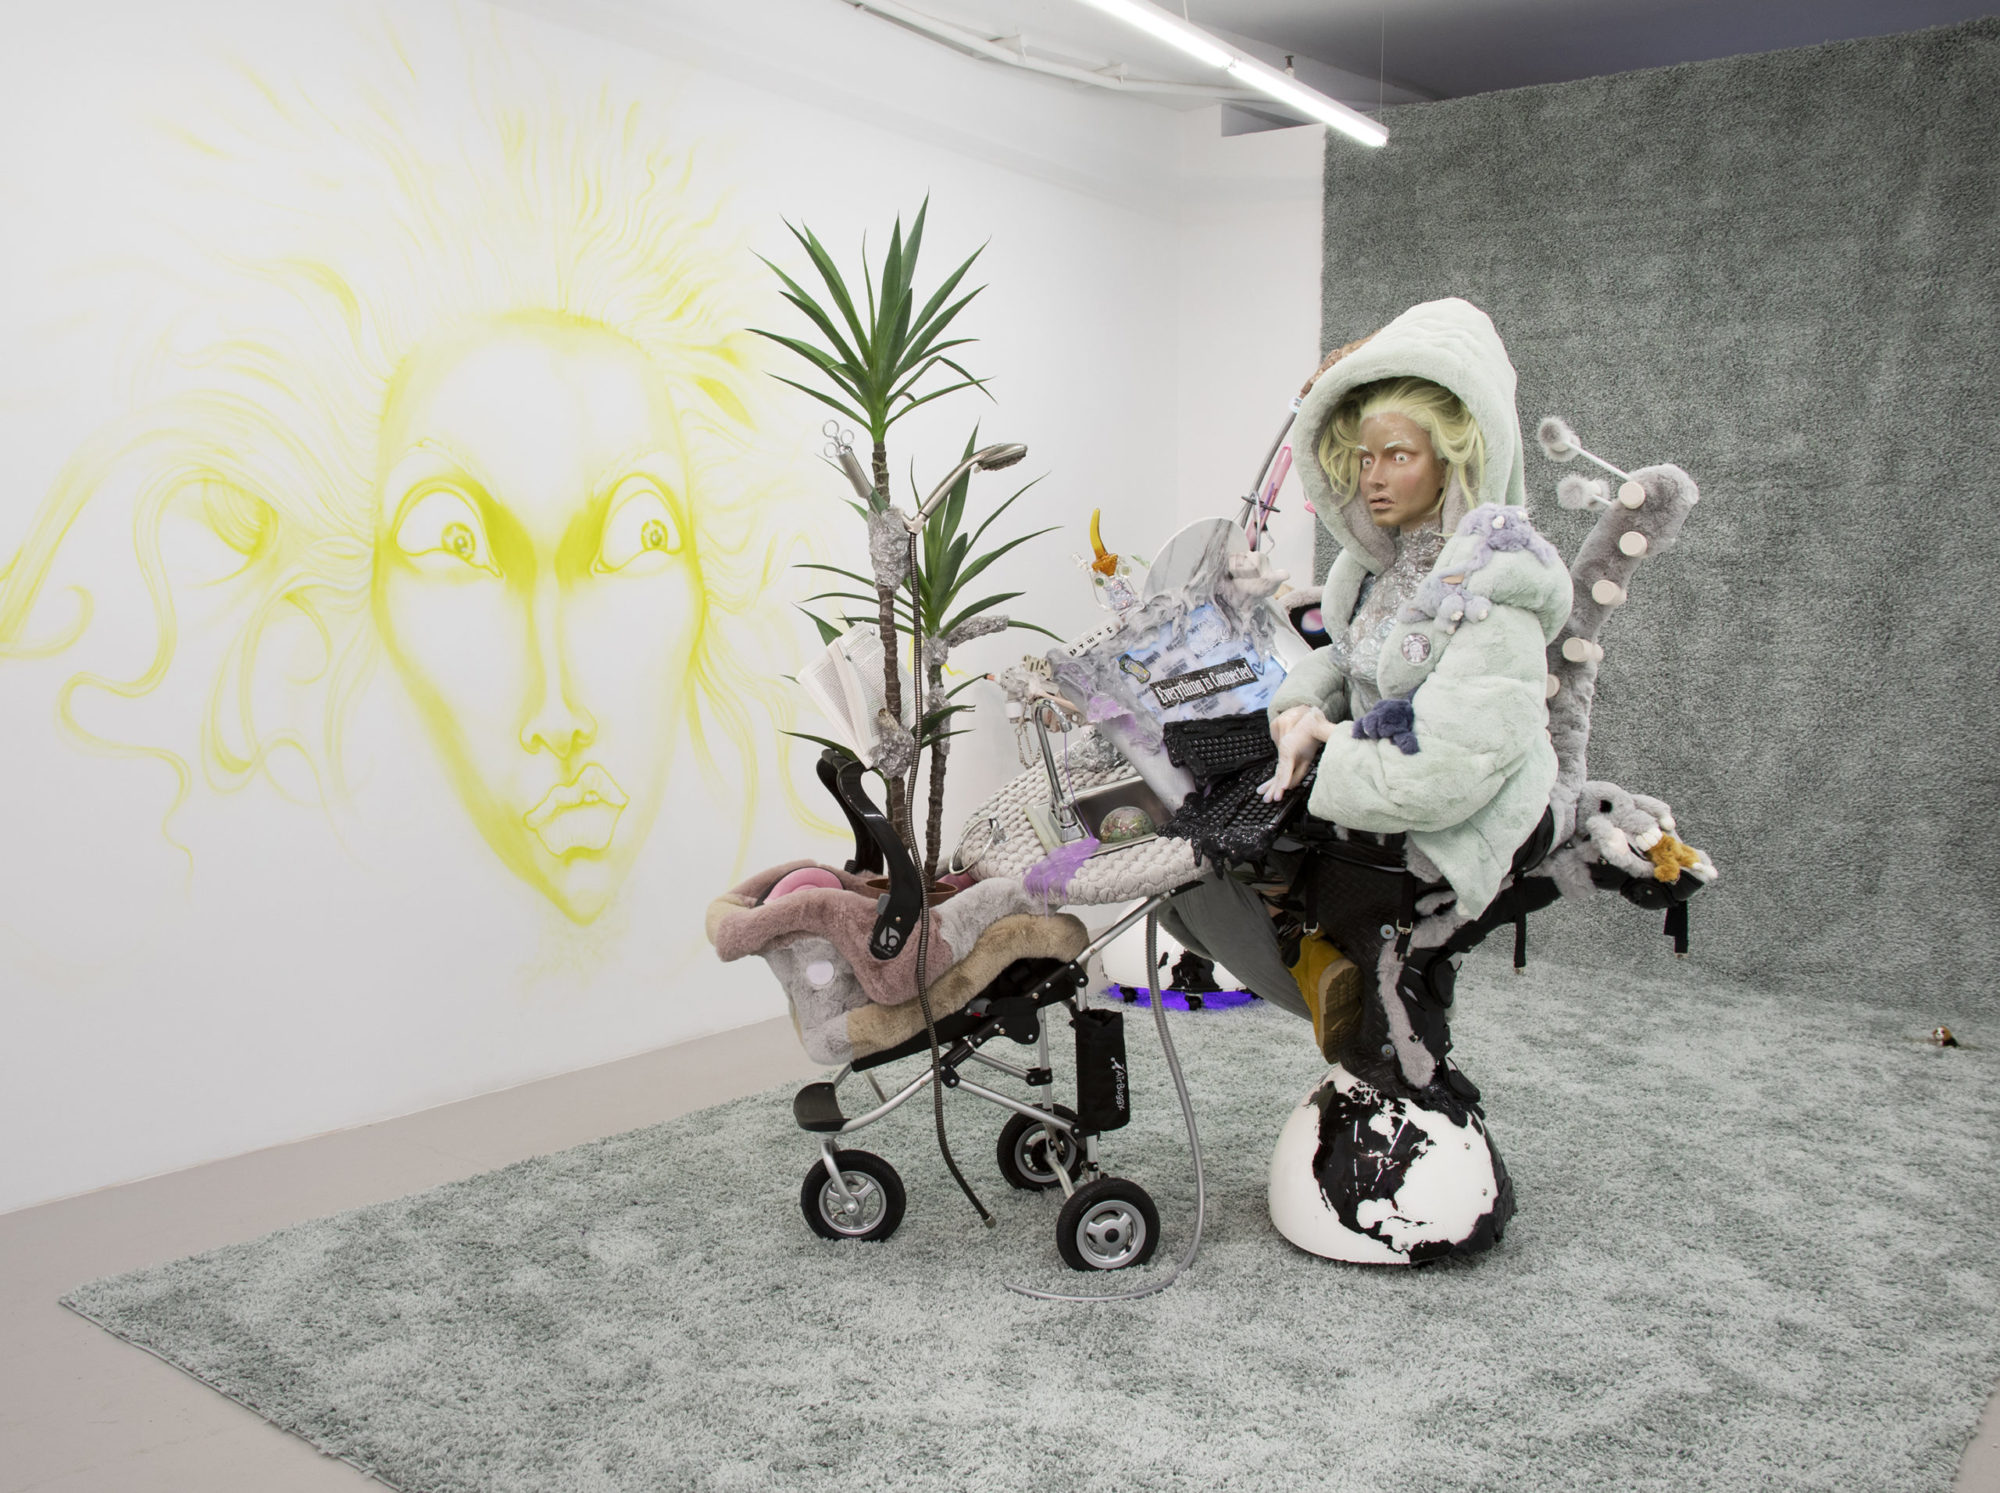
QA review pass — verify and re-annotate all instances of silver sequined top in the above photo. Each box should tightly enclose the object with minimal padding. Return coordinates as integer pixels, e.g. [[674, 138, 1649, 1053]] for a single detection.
[[1325, 526, 1447, 717]]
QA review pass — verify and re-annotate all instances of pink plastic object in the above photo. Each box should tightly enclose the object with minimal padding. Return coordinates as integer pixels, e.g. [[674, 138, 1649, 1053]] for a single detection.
[[765, 866, 845, 901]]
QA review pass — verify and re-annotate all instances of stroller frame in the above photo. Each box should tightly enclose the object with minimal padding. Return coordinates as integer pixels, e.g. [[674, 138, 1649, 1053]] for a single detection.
[[792, 752, 1200, 1271]]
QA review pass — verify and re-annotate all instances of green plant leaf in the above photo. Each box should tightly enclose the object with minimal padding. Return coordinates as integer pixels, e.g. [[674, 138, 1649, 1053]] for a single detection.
[[751, 331, 867, 404], [801, 588, 882, 610], [888, 376, 989, 427], [951, 526, 1059, 594], [941, 590, 1024, 636], [767, 375, 871, 431], [797, 560, 879, 588], [1008, 620, 1063, 640], [795, 606, 843, 648], [965, 475, 1044, 551], [784, 729, 858, 762], [908, 244, 986, 341], [788, 221, 872, 364], [751, 257, 866, 370]]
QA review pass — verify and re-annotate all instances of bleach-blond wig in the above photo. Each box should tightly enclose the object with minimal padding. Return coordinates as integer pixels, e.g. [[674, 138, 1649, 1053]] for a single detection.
[[1317, 376, 1488, 516]]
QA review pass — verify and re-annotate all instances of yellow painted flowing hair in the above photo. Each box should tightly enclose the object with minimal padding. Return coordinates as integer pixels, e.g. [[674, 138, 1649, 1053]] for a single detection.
[[0, 16, 812, 876]]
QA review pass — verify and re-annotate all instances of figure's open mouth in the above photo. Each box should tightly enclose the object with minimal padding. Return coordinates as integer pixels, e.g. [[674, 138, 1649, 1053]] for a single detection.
[[525, 763, 628, 858]]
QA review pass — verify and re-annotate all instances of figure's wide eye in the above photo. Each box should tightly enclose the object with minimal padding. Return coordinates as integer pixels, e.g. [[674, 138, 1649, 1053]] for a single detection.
[[596, 478, 683, 572], [394, 487, 499, 575]]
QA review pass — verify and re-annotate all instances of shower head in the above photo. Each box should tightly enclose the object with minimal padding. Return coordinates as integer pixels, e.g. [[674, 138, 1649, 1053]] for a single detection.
[[908, 443, 1030, 531]]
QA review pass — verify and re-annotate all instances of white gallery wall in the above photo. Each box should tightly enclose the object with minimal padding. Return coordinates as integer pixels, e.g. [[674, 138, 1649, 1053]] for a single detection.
[[0, 0, 1322, 1213]]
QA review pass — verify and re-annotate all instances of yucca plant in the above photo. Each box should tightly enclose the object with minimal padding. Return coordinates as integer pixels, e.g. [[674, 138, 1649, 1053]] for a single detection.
[[752, 201, 986, 838], [798, 431, 1058, 880]]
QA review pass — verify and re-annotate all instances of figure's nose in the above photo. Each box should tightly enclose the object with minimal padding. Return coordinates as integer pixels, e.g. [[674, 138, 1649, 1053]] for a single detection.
[[519, 574, 597, 759]]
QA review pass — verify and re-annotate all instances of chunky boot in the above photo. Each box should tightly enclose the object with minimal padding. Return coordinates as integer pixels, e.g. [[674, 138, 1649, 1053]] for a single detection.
[[1270, 842, 1513, 1264]]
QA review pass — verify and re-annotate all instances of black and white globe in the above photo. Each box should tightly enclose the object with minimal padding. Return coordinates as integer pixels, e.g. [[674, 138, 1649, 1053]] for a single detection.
[[1268, 1065, 1513, 1265]]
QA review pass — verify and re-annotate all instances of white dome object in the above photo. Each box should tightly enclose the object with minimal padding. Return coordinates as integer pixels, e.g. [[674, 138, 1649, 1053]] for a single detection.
[[1097, 912, 1186, 990], [1617, 480, 1647, 508], [1544, 674, 1561, 699], [1617, 530, 1649, 557], [1591, 578, 1627, 606], [1096, 911, 1238, 992], [1268, 1065, 1511, 1265]]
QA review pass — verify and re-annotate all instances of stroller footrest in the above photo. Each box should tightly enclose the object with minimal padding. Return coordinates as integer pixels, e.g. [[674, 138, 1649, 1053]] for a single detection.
[[793, 1082, 847, 1133]]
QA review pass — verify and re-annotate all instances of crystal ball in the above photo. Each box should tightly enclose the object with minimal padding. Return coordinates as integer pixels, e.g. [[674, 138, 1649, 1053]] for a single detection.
[[1098, 805, 1155, 843]]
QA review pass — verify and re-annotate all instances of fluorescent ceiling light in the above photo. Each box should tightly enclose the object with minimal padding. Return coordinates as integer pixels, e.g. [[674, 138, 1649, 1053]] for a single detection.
[[1072, 0, 1232, 70], [1070, 0, 1387, 147], [1225, 56, 1388, 148]]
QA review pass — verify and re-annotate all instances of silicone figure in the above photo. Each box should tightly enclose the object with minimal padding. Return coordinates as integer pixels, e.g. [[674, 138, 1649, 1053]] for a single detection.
[[1259, 299, 1572, 1263]]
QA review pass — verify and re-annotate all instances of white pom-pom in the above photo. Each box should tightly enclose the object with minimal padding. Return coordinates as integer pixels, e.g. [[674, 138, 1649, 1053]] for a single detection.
[[1556, 474, 1609, 510], [1544, 675, 1560, 699], [1537, 416, 1579, 461], [1591, 579, 1627, 606], [1617, 481, 1646, 508], [1617, 531, 1649, 557]]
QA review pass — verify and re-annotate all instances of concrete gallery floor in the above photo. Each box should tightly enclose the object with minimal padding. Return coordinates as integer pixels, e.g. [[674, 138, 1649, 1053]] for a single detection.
[[5, 1016, 1998, 1493]]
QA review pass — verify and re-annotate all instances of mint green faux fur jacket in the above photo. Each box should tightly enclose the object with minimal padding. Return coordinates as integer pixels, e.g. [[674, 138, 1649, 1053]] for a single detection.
[[1268, 298, 1571, 917]]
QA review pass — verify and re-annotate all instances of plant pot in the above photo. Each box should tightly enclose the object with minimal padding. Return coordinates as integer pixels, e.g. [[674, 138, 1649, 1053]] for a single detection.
[[863, 876, 961, 907]]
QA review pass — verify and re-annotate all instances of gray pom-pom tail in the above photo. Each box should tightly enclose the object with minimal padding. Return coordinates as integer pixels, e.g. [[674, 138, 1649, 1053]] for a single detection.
[[1556, 474, 1611, 510], [1537, 416, 1580, 461]]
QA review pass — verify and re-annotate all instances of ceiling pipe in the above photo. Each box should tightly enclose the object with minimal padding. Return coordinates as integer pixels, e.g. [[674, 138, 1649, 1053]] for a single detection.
[[849, 0, 1250, 99]]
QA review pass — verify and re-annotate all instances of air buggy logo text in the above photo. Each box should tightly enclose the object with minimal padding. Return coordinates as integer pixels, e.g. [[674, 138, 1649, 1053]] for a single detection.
[[1151, 656, 1257, 708]]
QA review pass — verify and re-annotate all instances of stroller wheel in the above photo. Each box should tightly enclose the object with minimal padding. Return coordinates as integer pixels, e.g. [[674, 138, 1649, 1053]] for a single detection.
[[801, 1150, 906, 1243], [1056, 1177, 1160, 1271], [996, 1105, 1084, 1192]]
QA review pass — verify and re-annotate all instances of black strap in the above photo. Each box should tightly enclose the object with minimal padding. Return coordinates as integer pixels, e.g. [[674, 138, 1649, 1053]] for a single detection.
[[1390, 869, 1422, 958], [1513, 914, 1528, 970], [1664, 900, 1690, 955]]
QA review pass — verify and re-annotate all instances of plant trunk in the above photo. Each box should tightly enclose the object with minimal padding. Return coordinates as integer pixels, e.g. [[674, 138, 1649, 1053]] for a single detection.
[[923, 657, 949, 884], [870, 439, 910, 840]]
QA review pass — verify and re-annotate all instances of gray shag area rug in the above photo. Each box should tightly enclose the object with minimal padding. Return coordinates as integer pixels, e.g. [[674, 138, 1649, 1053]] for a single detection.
[[65, 958, 2000, 1492]]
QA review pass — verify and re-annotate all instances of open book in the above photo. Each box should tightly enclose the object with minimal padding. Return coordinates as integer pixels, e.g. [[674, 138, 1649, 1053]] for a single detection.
[[796, 623, 914, 760]]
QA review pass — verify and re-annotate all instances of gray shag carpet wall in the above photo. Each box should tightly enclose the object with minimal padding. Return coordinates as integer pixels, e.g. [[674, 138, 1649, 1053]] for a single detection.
[[1313, 19, 2000, 1011]]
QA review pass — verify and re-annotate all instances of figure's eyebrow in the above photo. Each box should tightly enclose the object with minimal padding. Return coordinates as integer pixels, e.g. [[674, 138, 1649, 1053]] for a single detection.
[[592, 444, 681, 500], [394, 437, 494, 494], [1381, 438, 1417, 452], [559, 445, 685, 560]]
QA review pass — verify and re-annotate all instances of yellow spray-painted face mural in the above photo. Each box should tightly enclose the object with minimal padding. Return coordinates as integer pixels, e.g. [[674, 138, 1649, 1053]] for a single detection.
[[0, 25, 813, 928], [375, 314, 708, 922]]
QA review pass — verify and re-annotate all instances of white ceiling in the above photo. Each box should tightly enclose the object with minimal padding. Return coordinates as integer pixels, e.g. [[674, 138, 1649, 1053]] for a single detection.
[[1205, 0, 1994, 99], [863, 0, 1994, 107]]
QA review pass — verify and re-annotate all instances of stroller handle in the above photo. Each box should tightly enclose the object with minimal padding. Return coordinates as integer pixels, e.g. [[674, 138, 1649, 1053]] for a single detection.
[[824, 752, 924, 961]]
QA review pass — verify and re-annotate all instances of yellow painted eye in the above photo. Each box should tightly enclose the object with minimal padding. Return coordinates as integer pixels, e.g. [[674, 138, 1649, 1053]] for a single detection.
[[597, 480, 682, 572], [394, 488, 497, 575]]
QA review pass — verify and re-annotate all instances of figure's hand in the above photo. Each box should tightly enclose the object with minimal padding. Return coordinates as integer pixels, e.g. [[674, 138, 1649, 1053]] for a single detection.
[[1270, 704, 1314, 747], [1260, 708, 1332, 802]]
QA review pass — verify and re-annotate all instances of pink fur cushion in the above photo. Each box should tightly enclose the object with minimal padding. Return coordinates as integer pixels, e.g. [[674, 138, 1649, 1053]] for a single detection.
[[765, 865, 846, 901]]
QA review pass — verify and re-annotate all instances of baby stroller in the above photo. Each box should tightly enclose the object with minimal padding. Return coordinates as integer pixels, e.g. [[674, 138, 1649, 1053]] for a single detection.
[[708, 753, 1196, 1272]]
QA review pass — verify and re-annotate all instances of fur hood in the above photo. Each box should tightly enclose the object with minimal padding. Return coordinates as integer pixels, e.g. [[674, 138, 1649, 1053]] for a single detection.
[[1290, 298, 1527, 576]]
